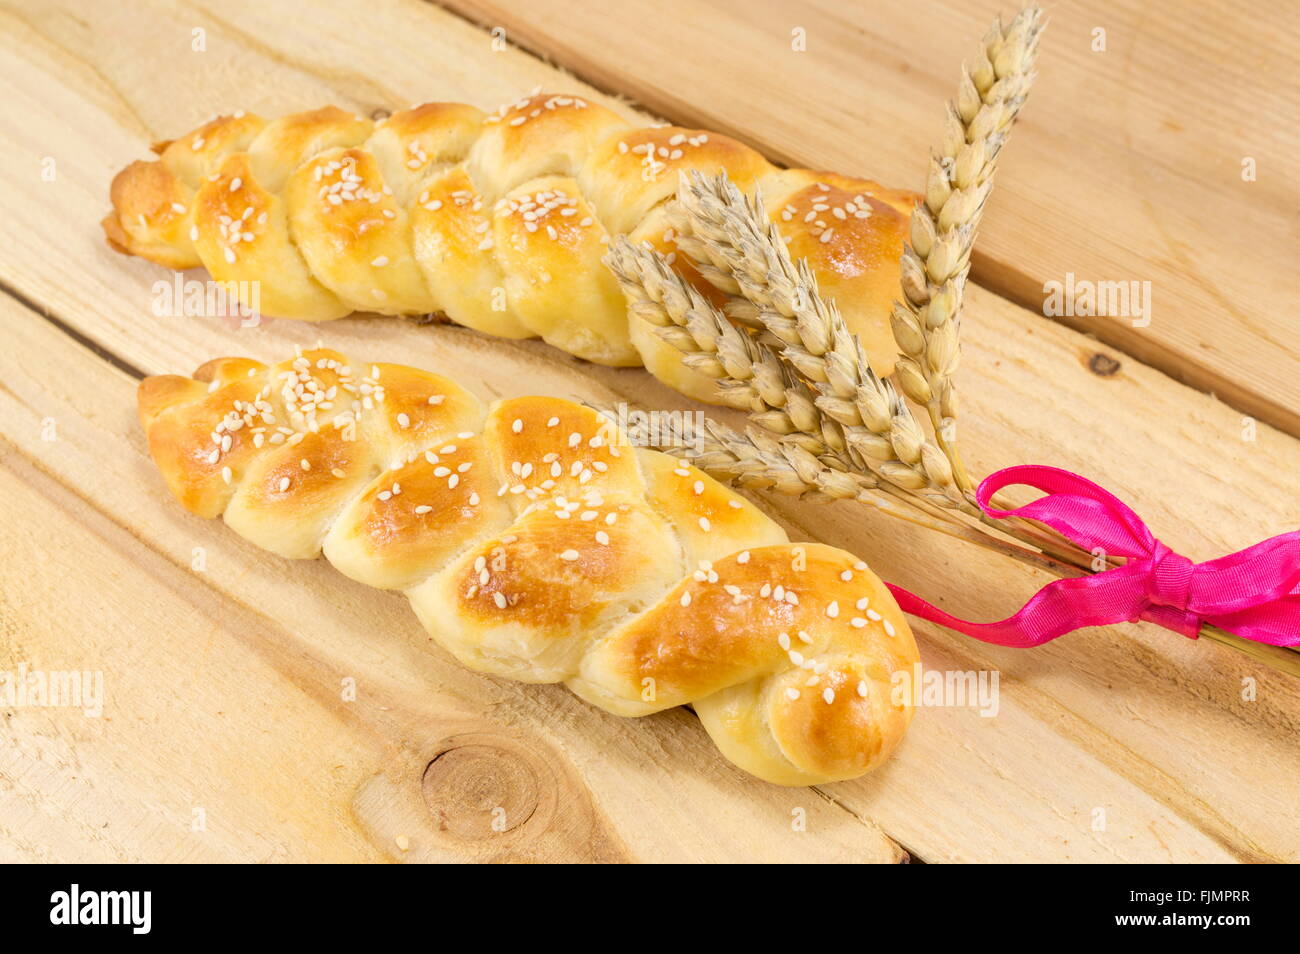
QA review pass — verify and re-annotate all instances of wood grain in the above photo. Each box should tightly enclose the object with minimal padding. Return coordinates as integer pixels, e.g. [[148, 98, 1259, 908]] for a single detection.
[[0, 0, 1296, 862], [438, 0, 1300, 437]]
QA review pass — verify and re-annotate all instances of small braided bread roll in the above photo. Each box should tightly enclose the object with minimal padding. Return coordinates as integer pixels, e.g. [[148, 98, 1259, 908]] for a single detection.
[[106, 92, 918, 403], [139, 348, 918, 785]]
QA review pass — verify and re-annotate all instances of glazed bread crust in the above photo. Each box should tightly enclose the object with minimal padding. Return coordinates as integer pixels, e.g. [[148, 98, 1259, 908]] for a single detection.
[[107, 93, 918, 400], [139, 348, 918, 785]]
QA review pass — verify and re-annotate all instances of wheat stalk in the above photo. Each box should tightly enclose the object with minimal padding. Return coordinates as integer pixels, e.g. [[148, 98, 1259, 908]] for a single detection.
[[891, 4, 1045, 493]]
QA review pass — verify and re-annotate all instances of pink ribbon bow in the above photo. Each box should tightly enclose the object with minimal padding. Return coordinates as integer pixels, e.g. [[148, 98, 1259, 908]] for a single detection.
[[886, 465, 1300, 647]]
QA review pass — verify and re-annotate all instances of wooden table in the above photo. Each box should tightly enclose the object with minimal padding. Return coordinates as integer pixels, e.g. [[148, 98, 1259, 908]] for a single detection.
[[0, 0, 1296, 863]]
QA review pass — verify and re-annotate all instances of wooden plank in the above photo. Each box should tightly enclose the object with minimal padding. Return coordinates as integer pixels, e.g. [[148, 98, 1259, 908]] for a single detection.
[[0, 0, 1296, 862], [437, 0, 1300, 438]]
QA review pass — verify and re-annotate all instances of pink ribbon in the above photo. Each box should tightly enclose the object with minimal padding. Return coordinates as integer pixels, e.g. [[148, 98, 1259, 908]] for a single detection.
[[886, 465, 1300, 647]]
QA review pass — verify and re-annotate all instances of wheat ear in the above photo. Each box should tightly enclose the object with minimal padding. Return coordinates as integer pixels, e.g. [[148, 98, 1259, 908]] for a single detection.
[[606, 233, 971, 518], [664, 170, 975, 515], [891, 4, 1045, 492]]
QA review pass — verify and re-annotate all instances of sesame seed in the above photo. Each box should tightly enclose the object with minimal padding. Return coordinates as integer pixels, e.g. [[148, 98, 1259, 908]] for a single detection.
[[397, 412, 410, 428], [221, 466, 232, 484], [693, 480, 704, 495], [680, 591, 691, 607], [884, 620, 896, 637], [736, 551, 750, 564], [867, 609, 882, 621], [493, 592, 508, 609], [823, 688, 835, 704], [826, 601, 839, 618], [277, 477, 290, 492], [698, 517, 711, 532], [427, 394, 444, 405], [851, 617, 867, 629], [785, 688, 801, 701], [371, 255, 389, 267], [560, 549, 579, 561], [857, 680, 869, 697], [415, 505, 433, 514], [546, 416, 559, 427], [840, 570, 853, 581], [512, 418, 523, 433]]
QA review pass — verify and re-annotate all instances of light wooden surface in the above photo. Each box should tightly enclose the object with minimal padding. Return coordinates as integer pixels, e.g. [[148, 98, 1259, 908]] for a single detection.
[[0, 0, 1296, 863]]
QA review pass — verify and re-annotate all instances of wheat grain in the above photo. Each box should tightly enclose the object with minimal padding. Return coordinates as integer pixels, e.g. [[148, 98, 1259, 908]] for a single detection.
[[891, 4, 1045, 492]]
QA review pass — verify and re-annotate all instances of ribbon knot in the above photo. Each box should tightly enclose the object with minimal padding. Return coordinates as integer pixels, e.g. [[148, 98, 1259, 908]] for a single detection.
[[885, 465, 1300, 648], [1141, 544, 1199, 636]]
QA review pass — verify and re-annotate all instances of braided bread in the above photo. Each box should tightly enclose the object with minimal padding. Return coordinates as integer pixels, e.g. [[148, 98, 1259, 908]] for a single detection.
[[139, 347, 918, 785], [106, 92, 918, 403]]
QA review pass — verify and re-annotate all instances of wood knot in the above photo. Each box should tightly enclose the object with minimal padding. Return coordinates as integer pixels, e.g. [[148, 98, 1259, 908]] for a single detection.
[[1088, 352, 1122, 376], [422, 737, 540, 840]]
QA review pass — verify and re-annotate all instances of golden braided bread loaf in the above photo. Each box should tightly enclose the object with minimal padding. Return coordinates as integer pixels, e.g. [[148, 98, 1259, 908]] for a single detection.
[[106, 92, 918, 402], [139, 348, 918, 785]]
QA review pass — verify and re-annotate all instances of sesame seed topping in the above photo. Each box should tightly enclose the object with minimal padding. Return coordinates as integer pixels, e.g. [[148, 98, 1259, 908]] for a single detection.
[[559, 549, 580, 561]]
